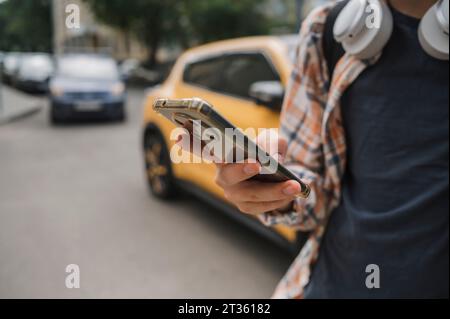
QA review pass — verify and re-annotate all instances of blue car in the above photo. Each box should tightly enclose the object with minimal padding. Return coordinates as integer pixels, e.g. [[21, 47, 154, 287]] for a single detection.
[[49, 54, 126, 123]]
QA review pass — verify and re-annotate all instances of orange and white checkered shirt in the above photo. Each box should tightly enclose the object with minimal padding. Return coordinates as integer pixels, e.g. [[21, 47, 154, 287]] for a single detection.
[[260, 3, 380, 299]]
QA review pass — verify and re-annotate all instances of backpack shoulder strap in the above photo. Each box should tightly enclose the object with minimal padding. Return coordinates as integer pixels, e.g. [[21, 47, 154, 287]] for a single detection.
[[323, 0, 348, 81]]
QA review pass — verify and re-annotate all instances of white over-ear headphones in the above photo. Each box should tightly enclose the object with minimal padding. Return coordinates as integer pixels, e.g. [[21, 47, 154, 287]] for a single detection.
[[333, 0, 449, 60]]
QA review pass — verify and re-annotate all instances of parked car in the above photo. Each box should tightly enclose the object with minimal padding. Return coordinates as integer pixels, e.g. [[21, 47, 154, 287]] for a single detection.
[[49, 54, 126, 123], [142, 35, 306, 252], [2, 52, 22, 84], [119, 58, 139, 82], [16, 53, 54, 93], [119, 58, 165, 86]]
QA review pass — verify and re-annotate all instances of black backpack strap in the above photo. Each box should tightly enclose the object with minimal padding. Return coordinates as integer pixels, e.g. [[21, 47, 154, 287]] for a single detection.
[[323, 0, 348, 81]]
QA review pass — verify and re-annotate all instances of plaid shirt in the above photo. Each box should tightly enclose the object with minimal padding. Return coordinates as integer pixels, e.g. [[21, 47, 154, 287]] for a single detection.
[[260, 3, 380, 299]]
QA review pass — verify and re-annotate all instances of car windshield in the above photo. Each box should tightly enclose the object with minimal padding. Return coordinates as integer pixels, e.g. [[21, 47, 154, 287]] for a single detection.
[[57, 56, 119, 80]]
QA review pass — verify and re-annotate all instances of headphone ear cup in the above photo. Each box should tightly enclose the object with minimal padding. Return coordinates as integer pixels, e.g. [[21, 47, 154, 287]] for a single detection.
[[334, 0, 394, 60], [418, 1, 449, 61]]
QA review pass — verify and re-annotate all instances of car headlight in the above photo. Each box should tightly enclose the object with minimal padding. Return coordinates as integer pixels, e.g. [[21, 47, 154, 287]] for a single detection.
[[111, 83, 125, 96], [50, 85, 64, 97]]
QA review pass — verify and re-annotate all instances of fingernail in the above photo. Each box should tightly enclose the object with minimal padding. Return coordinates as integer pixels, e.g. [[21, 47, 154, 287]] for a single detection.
[[283, 185, 299, 196], [244, 164, 260, 175]]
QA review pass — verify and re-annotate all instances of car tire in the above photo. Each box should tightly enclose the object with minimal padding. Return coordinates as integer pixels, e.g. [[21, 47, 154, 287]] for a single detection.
[[144, 128, 177, 199], [116, 110, 127, 122], [111, 105, 126, 122], [50, 109, 62, 125]]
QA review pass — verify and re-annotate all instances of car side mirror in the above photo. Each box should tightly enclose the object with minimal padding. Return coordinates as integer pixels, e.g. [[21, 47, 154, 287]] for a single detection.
[[249, 81, 284, 111]]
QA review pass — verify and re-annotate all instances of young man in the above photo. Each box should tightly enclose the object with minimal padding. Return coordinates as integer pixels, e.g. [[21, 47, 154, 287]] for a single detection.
[[214, 0, 449, 298]]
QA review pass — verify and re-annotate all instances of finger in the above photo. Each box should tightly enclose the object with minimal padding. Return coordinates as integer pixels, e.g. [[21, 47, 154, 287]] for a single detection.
[[256, 129, 288, 160], [224, 180, 302, 203], [176, 132, 195, 153], [236, 198, 294, 216], [215, 162, 261, 187], [276, 138, 288, 161], [176, 132, 220, 162]]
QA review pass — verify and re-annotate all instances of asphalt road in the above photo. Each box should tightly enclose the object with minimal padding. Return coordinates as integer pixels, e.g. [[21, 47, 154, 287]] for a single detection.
[[0, 87, 293, 298]]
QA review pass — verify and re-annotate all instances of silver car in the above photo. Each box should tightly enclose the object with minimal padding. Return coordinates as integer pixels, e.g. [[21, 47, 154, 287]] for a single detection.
[[2, 52, 22, 84], [16, 53, 54, 93]]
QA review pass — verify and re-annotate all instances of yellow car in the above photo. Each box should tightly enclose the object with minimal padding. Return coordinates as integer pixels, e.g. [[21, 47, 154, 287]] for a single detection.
[[142, 35, 307, 252]]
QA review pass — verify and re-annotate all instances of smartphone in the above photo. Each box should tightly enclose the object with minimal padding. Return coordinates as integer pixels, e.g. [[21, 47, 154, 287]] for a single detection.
[[153, 97, 310, 199]]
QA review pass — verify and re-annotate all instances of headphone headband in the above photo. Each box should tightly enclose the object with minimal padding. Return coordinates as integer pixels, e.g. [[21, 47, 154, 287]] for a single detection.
[[333, 0, 449, 60], [436, 0, 449, 35], [334, 0, 367, 42]]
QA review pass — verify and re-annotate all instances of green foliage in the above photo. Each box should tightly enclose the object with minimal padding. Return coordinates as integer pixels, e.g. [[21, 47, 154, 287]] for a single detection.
[[83, 0, 273, 65], [83, 0, 183, 66], [0, 0, 296, 63], [183, 0, 270, 43], [0, 0, 53, 52]]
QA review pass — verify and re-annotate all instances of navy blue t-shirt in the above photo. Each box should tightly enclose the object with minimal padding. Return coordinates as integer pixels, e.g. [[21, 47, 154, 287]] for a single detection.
[[304, 8, 449, 298]]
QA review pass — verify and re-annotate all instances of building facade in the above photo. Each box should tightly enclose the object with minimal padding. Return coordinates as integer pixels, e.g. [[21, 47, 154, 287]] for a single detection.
[[52, 0, 147, 60]]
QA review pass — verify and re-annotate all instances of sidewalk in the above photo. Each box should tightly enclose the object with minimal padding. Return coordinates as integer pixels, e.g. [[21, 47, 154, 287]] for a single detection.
[[0, 85, 43, 125]]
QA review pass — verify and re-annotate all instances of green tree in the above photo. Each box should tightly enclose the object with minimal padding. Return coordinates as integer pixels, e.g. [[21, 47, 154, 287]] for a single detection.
[[182, 0, 270, 44], [83, 0, 182, 67], [83, 0, 272, 66], [0, 0, 52, 52]]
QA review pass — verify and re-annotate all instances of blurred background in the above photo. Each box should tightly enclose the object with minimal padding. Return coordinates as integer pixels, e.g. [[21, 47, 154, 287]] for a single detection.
[[0, 0, 328, 298]]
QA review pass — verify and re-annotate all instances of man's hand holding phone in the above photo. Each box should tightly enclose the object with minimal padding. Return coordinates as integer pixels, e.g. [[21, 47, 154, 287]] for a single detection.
[[154, 97, 309, 214], [179, 129, 303, 216]]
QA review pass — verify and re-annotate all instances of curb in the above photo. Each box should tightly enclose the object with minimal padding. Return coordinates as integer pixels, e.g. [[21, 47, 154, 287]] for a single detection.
[[0, 105, 42, 125]]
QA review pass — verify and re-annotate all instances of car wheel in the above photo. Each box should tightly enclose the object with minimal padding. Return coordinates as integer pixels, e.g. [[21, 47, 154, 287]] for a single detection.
[[117, 110, 127, 122], [144, 129, 177, 199], [50, 109, 61, 125], [112, 105, 126, 122]]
